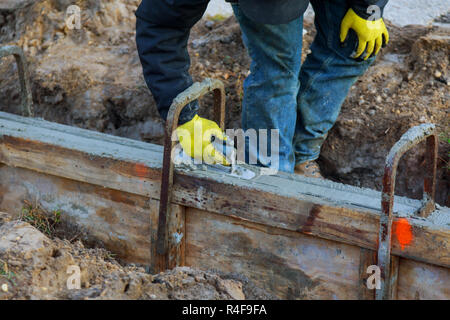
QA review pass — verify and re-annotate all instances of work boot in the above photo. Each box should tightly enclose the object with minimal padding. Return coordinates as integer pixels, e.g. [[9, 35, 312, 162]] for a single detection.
[[294, 161, 323, 179]]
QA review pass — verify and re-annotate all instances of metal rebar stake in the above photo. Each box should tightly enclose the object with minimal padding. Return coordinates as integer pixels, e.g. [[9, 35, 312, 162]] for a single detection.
[[156, 78, 226, 256], [377, 123, 438, 300], [0, 45, 34, 117]]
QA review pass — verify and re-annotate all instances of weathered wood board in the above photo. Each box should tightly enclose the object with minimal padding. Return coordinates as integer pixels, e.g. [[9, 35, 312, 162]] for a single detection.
[[186, 208, 362, 300], [397, 259, 450, 300], [0, 111, 449, 299], [186, 208, 450, 300], [0, 164, 154, 264], [0, 164, 185, 272]]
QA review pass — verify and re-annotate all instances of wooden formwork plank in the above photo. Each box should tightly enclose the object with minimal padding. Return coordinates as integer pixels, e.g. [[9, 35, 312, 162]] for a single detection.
[[185, 207, 362, 300], [1, 164, 447, 299], [0, 165, 186, 269], [0, 112, 449, 269], [358, 248, 376, 300], [0, 164, 154, 264], [397, 259, 450, 300], [185, 208, 450, 300]]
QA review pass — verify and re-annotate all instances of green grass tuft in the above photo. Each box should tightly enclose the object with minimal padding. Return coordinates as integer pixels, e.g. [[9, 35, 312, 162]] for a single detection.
[[20, 200, 62, 237]]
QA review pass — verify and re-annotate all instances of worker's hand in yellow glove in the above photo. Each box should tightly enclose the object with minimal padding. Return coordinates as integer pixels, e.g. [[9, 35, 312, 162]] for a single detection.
[[340, 8, 389, 60], [175, 114, 230, 166]]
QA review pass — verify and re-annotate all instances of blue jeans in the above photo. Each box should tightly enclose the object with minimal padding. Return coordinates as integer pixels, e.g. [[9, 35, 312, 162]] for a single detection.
[[232, 0, 375, 173]]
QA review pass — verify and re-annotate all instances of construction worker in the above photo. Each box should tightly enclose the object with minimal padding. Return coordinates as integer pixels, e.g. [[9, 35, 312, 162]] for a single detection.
[[136, 0, 389, 177]]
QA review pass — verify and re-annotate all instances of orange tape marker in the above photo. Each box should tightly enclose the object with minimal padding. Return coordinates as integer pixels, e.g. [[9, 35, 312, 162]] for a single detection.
[[393, 218, 413, 250]]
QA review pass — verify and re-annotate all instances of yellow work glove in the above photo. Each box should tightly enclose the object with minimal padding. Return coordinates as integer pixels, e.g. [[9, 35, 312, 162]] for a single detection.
[[175, 114, 230, 166], [340, 8, 389, 60]]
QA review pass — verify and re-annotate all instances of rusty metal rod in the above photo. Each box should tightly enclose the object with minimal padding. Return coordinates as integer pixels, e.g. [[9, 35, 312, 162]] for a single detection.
[[156, 78, 226, 256], [376, 123, 438, 300], [0, 45, 34, 117]]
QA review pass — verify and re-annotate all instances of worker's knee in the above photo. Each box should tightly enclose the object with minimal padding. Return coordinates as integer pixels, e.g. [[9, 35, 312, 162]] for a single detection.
[[135, 0, 209, 28]]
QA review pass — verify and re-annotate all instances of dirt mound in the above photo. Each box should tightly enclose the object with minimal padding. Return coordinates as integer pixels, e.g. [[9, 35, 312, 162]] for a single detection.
[[0, 1, 448, 205], [0, 219, 274, 300], [0, 0, 165, 143], [321, 24, 449, 205]]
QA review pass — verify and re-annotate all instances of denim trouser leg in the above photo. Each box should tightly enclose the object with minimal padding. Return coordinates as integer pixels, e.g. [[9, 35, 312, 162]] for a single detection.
[[293, 0, 375, 165], [232, 4, 303, 173]]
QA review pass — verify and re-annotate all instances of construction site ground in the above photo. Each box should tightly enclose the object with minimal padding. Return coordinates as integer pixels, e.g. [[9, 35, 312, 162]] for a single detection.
[[0, 0, 448, 300], [0, 213, 275, 300]]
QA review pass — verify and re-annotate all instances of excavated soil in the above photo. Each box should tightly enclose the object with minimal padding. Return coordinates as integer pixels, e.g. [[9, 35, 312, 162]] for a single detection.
[[0, 214, 275, 300], [0, 1, 448, 204]]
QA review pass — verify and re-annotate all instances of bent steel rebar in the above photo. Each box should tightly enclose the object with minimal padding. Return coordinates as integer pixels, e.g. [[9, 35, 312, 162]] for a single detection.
[[377, 123, 438, 300], [156, 78, 226, 257], [0, 45, 34, 117]]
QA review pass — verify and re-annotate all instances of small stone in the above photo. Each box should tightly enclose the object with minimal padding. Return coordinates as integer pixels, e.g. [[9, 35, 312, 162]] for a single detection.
[[205, 20, 215, 28], [434, 70, 442, 78], [218, 279, 245, 300], [219, 35, 233, 44], [29, 46, 37, 57], [1, 283, 8, 292], [223, 55, 232, 65], [375, 95, 382, 104]]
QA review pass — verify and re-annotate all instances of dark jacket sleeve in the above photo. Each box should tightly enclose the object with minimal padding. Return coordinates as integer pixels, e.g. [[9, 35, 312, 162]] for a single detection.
[[349, 0, 389, 19], [135, 0, 209, 123]]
